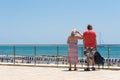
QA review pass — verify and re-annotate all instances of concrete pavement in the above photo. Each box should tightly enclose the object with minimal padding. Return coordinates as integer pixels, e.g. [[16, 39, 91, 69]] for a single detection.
[[0, 65, 120, 80]]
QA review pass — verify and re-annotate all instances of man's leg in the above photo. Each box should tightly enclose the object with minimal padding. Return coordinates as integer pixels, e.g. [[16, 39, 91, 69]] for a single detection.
[[91, 48, 96, 70], [92, 55, 95, 66], [84, 51, 90, 71], [86, 53, 90, 67]]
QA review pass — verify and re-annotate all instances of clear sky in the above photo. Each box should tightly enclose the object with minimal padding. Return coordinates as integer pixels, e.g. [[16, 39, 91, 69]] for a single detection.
[[0, 0, 120, 44]]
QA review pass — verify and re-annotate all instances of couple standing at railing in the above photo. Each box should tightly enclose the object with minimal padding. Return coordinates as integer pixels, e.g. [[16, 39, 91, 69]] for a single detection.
[[67, 24, 97, 71]]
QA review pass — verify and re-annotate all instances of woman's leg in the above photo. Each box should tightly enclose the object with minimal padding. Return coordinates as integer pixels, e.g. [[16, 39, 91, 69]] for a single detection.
[[74, 64, 77, 70], [69, 63, 71, 71]]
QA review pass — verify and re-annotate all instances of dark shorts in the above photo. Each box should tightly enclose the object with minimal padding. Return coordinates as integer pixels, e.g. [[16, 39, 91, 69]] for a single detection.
[[84, 47, 96, 56]]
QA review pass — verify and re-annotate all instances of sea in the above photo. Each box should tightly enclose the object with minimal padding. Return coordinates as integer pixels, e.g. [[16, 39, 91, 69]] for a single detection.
[[0, 44, 120, 59]]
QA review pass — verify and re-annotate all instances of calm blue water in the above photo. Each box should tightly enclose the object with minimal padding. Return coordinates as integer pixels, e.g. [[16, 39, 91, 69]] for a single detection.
[[0, 44, 120, 58]]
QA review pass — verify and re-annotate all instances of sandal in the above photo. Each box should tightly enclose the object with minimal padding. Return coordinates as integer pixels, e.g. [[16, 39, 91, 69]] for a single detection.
[[68, 68, 71, 71], [74, 68, 78, 71], [91, 67, 95, 71]]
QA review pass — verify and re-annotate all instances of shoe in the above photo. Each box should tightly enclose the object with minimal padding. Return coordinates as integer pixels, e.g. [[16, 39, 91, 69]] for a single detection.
[[84, 67, 90, 71], [91, 67, 95, 71], [68, 68, 71, 71], [74, 68, 78, 71]]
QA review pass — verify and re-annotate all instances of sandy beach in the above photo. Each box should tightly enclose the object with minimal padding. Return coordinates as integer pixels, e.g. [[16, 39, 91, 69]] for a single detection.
[[0, 65, 120, 80]]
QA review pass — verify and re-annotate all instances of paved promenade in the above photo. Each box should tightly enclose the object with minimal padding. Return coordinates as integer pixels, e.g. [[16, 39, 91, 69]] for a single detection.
[[0, 65, 120, 80]]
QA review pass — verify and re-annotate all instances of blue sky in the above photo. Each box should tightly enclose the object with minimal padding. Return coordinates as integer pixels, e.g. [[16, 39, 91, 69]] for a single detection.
[[0, 0, 120, 44]]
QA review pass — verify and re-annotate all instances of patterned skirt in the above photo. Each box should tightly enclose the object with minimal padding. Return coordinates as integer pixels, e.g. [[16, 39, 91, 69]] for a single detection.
[[68, 44, 78, 64]]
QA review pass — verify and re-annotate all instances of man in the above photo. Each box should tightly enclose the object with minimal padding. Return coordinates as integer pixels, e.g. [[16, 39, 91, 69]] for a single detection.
[[83, 24, 97, 71]]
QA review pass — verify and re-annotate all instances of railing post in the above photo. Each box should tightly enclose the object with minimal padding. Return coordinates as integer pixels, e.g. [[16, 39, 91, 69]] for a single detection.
[[13, 46, 16, 64], [108, 47, 110, 68], [34, 46, 36, 65], [56, 46, 59, 66], [81, 46, 84, 67]]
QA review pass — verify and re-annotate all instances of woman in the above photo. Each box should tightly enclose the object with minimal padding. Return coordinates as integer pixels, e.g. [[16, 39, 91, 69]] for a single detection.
[[67, 29, 83, 71]]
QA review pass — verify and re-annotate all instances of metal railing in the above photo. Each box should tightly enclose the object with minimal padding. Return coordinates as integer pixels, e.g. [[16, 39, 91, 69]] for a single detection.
[[0, 44, 120, 69]]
